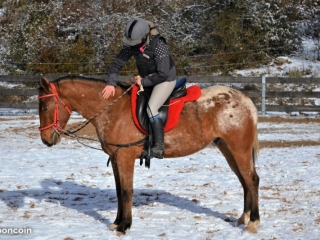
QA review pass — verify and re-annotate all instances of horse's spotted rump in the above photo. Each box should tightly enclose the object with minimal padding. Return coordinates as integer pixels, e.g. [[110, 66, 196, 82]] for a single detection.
[[197, 85, 257, 134], [198, 87, 230, 109]]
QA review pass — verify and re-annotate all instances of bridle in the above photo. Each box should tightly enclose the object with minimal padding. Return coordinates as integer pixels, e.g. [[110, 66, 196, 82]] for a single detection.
[[38, 82, 72, 134]]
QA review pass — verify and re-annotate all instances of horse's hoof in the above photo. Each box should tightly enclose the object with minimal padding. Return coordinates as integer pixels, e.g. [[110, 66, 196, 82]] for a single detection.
[[108, 223, 118, 231], [235, 211, 250, 227], [245, 220, 260, 234], [116, 231, 125, 237]]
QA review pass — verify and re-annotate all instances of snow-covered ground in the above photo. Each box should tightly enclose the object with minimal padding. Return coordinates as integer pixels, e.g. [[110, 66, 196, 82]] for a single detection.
[[0, 115, 320, 240]]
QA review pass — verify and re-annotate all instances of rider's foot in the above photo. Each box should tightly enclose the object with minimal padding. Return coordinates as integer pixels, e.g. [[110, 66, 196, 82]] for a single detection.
[[150, 143, 164, 159]]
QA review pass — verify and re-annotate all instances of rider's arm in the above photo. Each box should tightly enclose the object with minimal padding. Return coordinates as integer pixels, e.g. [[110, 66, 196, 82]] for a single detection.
[[107, 45, 133, 87], [103, 45, 133, 99]]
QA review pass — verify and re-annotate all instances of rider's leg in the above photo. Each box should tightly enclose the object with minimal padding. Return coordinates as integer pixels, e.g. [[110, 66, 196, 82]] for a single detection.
[[149, 116, 164, 158], [147, 80, 176, 158]]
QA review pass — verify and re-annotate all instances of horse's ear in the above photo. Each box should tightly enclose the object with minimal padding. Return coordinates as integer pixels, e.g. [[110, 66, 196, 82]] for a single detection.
[[40, 77, 51, 93]]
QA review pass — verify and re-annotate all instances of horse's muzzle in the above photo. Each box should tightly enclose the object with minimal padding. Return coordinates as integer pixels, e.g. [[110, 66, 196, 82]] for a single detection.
[[41, 132, 59, 147], [42, 139, 53, 147]]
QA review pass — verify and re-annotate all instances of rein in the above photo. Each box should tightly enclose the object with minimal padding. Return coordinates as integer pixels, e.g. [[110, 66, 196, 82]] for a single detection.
[[39, 82, 146, 153], [64, 83, 135, 134]]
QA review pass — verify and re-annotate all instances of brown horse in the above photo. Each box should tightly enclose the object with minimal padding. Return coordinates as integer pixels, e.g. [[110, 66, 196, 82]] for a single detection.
[[38, 75, 260, 235]]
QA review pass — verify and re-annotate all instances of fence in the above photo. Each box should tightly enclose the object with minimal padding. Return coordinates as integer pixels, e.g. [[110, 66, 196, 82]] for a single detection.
[[1, 75, 320, 114]]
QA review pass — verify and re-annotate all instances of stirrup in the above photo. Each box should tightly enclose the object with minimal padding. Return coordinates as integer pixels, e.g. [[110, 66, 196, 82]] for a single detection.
[[141, 149, 148, 157], [139, 150, 151, 168]]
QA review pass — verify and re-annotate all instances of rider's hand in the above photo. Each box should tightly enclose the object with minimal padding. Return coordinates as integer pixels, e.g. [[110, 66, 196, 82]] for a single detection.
[[135, 75, 142, 86], [102, 85, 115, 99]]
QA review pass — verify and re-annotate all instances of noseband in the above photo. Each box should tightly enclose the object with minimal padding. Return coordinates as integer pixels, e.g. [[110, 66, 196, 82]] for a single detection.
[[38, 83, 72, 133]]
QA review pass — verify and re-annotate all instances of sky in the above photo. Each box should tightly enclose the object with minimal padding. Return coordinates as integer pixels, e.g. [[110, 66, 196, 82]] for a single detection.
[[0, 114, 319, 240]]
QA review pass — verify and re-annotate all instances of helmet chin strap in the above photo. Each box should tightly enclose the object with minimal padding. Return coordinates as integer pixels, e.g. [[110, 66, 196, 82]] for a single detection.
[[139, 36, 148, 52], [131, 36, 148, 52]]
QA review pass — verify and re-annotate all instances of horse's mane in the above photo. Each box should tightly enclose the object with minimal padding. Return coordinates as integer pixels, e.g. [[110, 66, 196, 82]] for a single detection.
[[54, 75, 107, 85], [53, 75, 133, 92]]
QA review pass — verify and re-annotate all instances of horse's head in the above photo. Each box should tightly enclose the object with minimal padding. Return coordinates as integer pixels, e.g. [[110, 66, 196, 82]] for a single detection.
[[38, 77, 72, 147]]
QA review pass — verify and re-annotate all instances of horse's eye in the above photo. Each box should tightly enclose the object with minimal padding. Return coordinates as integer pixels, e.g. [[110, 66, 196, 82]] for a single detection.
[[43, 106, 48, 112]]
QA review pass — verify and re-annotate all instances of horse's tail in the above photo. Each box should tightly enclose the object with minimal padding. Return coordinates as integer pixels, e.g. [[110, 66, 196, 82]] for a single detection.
[[252, 129, 260, 166]]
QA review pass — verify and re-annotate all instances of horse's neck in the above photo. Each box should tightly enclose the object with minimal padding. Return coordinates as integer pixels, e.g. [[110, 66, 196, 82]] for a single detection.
[[60, 81, 107, 118], [63, 83, 128, 121]]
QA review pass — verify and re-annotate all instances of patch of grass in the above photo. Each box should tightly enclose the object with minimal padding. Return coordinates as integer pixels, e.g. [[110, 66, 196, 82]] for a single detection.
[[287, 67, 303, 77]]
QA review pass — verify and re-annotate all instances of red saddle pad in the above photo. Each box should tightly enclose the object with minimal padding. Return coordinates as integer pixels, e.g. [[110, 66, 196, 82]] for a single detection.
[[131, 84, 201, 133]]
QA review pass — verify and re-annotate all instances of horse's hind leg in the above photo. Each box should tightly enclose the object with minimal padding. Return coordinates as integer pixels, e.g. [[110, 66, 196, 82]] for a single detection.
[[215, 139, 250, 225], [216, 139, 260, 233]]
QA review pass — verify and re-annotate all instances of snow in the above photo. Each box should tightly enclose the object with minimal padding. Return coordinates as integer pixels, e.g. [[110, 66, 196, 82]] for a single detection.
[[235, 38, 320, 77], [0, 115, 320, 239], [0, 81, 24, 89]]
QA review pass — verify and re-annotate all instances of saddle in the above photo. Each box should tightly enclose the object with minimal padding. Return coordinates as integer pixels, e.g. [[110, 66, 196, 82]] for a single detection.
[[131, 78, 202, 134], [136, 77, 187, 132]]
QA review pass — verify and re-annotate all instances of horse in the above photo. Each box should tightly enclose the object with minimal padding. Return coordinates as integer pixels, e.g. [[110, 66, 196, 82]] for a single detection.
[[38, 75, 260, 236]]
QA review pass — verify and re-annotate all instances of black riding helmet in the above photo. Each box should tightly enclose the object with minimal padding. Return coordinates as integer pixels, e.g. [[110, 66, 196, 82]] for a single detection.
[[123, 18, 150, 46]]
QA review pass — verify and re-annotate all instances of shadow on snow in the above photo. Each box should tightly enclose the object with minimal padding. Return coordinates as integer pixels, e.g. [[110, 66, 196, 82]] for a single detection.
[[0, 179, 236, 227]]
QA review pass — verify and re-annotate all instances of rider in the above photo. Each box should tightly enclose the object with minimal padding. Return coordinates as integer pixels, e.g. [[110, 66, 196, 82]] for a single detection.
[[102, 17, 177, 159]]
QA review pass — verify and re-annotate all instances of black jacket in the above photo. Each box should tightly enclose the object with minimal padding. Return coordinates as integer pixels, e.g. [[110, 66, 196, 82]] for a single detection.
[[107, 34, 176, 87]]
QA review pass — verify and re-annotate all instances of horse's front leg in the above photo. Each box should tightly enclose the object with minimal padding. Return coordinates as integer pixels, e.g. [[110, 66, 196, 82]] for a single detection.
[[108, 155, 123, 231], [109, 150, 136, 236]]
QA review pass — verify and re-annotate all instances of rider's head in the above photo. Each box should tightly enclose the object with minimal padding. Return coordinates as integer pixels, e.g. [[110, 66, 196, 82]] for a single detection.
[[123, 18, 149, 46]]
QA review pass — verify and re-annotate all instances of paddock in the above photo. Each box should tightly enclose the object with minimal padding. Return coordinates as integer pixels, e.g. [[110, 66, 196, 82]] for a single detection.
[[0, 115, 319, 239]]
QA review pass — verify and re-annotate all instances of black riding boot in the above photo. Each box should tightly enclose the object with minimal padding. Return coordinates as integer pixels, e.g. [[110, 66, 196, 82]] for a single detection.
[[150, 118, 164, 159]]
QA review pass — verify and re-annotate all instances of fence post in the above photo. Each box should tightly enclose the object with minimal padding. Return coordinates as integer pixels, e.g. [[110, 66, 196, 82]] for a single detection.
[[261, 75, 266, 115]]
